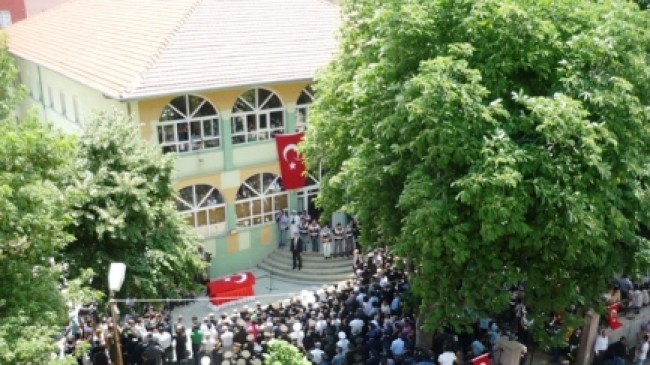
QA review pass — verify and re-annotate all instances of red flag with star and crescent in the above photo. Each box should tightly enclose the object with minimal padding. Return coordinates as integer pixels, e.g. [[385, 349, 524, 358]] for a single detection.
[[275, 132, 307, 189], [472, 353, 490, 365]]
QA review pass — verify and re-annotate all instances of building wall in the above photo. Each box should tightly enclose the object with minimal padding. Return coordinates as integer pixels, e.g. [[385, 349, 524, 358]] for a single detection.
[[0, 0, 26, 25], [14, 56, 317, 279], [138, 83, 312, 278], [15, 57, 131, 133]]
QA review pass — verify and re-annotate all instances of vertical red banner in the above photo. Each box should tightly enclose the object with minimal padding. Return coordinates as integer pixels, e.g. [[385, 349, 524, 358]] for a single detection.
[[275, 132, 307, 189]]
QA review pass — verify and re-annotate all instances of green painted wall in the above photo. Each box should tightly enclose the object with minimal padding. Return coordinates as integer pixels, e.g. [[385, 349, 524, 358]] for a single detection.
[[207, 226, 277, 278]]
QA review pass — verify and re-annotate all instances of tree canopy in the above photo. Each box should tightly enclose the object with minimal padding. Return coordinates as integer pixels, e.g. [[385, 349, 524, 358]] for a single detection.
[[0, 37, 78, 362], [63, 111, 206, 299], [303, 0, 650, 344]]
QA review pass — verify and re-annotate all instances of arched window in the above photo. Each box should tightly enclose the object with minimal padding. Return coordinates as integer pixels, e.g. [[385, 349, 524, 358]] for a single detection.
[[235, 173, 288, 227], [296, 85, 314, 131], [157, 95, 220, 153], [176, 184, 227, 237], [231, 88, 284, 144]]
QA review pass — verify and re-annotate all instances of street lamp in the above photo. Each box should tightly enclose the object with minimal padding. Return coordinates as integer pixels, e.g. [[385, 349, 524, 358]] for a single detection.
[[108, 263, 126, 365]]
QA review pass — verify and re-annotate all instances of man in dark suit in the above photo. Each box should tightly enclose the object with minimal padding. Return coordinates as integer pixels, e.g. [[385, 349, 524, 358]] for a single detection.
[[290, 232, 303, 270]]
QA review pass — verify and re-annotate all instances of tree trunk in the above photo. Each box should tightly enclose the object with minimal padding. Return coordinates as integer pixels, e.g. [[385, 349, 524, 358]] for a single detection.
[[416, 302, 435, 350]]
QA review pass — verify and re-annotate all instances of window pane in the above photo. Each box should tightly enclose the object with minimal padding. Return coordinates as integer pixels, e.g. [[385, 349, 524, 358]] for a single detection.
[[236, 202, 250, 218], [232, 135, 245, 144], [209, 207, 225, 223], [240, 89, 256, 108], [259, 114, 267, 129], [157, 126, 164, 144], [178, 187, 194, 205], [184, 213, 195, 228], [257, 88, 271, 108], [162, 145, 177, 153], [178, 123, 189, 141], [270, 111, 283, 129], [246, 114, 256, 133], [163, 125, 176, 142], [252, 199, 262, 215], [264, 94, 283, 109], [297, 87, 313, 104], [160, 104, 183, 121], [232, 116, 245, 133], [196, 210, 208, 226], [170, 96, 189, 116], [274, 194, 288, 211], [205, 139, 220, 148], [258, 131, 269, 141], [195, 185, 212, 206], [188, 95, 203, 113]]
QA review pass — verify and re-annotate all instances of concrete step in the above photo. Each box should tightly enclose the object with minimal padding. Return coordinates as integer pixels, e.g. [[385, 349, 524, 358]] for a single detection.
[[257, 261, 354, 284], [271, 249, 354, 262], [263, 253, 352, 269], [260, 257, 352, 274]]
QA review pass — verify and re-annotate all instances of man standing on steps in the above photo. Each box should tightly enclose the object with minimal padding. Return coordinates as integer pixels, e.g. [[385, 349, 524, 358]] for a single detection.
[[290, 232, 303, 270], [276, 209, 289, 249]]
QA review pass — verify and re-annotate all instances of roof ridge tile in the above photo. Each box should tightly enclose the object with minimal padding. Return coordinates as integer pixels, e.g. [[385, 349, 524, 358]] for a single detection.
[[123, 0, 205, 98]]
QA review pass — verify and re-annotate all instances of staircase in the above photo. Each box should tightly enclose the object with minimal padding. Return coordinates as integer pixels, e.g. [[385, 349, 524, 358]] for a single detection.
[[257, 249, 355, 285]]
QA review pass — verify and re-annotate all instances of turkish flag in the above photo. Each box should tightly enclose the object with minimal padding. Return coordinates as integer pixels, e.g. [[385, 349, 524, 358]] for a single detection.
[[472, 353, 490, 365], [608, 303, 623, 330], [206, 272, 256, 306], [275, 132, 307, 189]]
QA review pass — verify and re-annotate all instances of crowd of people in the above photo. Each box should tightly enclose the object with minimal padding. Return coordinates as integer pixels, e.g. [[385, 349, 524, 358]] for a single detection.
[[275, 210, 359, 260], [61, 238, 650, 365], [60, 243, 540, 365]]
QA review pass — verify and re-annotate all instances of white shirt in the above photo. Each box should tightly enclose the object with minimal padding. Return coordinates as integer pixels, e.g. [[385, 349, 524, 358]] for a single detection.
[[438, 351, 457, 365], [220, 330, 234, 347], [310, 348, 325, 363], [638, 341, 649, 361], [337, 338, 350, 353], [350, 319, 364, 335], [594, 335, 608, 354]]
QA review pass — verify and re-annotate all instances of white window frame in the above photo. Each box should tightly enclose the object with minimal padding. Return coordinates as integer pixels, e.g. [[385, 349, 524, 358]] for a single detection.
[[176, 184, 227, 237], [157, 95, 221, 154], [235, 173, 288, 228], [48, 86, 54, 108], [73, 96, 81, 124], [59, 91, 66, 117], [231, 88, 285, 145], [296, 85, 314, 132]]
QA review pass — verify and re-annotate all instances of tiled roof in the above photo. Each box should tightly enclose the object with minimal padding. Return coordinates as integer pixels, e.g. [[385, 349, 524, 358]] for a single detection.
[[4, 0, 340, 100]]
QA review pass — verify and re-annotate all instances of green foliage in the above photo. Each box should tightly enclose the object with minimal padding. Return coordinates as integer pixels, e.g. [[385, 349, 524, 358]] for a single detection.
[[64, 111, 206, 299], [264, 340, 310, 365], [304, 0, 650, 345], [0, 117, 77, 363], [0, 36, 26, 121]]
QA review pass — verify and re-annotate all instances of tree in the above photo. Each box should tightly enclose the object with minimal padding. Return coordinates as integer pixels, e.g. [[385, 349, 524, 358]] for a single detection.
[[264, 340, 310, 365], [63, 111, 206, 300], [304, 0, 650, 347], [0, 36, 25, 121]]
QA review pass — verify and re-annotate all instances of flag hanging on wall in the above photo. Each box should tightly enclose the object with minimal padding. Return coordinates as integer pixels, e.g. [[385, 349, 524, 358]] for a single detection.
[[275, 132, 307, 189]]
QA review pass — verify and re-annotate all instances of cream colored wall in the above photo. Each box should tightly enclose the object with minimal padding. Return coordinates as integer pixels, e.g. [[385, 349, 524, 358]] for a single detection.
[[137, 81, 309, 180], [15, 58, 131, 133]]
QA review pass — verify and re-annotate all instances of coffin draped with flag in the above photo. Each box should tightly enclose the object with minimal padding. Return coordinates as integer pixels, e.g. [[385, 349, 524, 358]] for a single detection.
[[206, 272, 256, 306], [275, 132, 307, 189]]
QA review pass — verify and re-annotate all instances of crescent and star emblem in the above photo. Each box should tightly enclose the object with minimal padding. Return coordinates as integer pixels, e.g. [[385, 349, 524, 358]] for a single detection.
[[282, 144, 301, 170], [224, 273, 247, 283]]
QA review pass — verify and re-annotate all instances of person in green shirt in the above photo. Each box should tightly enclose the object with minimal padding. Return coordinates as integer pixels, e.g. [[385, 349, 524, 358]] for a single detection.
[[190, 324, 203, 365]]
